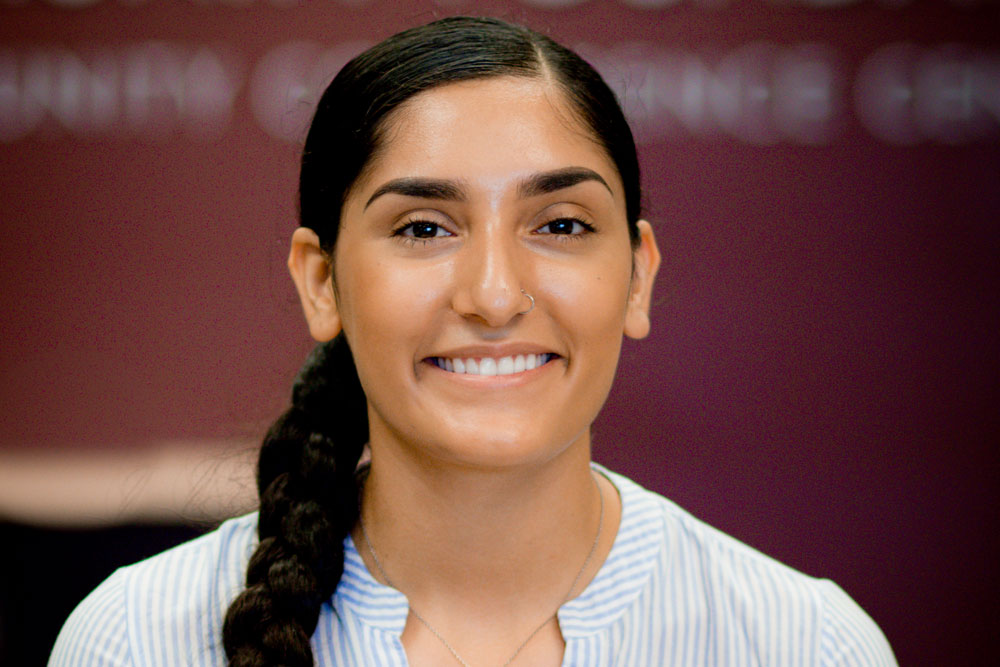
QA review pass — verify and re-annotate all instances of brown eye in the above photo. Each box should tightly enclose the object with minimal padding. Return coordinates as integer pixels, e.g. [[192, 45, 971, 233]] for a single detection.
[[537, 218, 593, 235], [398, 221, 451, 238]]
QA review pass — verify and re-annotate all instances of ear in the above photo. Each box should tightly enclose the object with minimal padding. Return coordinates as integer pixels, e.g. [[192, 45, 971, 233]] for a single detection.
[[623, 219, 661, 340], [288, 227, 342, 342]]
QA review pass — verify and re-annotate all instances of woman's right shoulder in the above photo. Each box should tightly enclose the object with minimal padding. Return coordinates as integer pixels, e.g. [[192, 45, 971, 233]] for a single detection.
[[49, 513, 259, 667]]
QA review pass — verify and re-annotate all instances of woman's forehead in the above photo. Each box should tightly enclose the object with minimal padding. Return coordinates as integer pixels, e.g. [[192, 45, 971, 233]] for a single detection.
[[353, 76, 624, 201]]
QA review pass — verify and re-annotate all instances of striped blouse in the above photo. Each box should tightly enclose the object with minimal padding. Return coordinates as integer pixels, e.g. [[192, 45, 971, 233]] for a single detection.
[[50, 465, 896, 666]]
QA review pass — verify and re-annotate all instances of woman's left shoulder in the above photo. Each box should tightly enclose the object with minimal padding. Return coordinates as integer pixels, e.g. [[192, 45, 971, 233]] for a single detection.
[[598, 466, 897, 666], [809, 579, 898, 666]]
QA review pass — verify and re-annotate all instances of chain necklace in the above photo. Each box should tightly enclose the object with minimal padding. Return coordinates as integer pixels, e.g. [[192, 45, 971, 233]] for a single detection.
[[358, 473, 604, 667]]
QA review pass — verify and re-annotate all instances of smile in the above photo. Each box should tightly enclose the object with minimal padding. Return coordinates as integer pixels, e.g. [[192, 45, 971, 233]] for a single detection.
[[429, 353, 556, 376]]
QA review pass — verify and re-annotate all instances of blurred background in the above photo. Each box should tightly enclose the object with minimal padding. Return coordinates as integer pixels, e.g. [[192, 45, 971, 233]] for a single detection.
[[1, 0, 997, 664]]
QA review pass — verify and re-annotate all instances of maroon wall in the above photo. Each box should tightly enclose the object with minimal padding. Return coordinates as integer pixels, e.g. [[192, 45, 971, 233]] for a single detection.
[[2, 1, 997, 664]]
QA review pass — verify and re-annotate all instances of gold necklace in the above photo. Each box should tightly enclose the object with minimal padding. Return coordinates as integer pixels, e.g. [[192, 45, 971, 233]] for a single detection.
[[358, 473, 604, 667]]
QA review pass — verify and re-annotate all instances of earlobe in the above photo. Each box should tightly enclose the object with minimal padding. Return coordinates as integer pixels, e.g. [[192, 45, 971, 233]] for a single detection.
[[288, 227, 342, 342], [624, 219, 661, 340]]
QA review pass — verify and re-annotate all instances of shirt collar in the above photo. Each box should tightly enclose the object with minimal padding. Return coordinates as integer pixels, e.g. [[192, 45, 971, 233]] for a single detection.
[[558, 464, 664, 637], [337, 535, 410, 632], [333, 463, 664, 638]]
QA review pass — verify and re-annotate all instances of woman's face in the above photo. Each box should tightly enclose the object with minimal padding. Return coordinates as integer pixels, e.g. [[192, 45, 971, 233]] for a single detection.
[[294, 76, 659, 470]]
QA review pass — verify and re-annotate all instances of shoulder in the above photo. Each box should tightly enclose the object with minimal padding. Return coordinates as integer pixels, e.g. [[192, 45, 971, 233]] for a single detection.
[[600, 467, 896, 666], [49, 567, 132, 667], [49, 513, 258, 667], [814, 579, 897, 667]]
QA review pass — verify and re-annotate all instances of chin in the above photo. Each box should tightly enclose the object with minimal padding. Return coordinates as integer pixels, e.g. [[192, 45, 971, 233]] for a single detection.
[[416, 422, 589, 471]]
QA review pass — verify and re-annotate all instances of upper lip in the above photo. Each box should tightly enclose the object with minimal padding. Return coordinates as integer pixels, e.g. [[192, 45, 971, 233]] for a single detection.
[[424, 344, 558, 360]]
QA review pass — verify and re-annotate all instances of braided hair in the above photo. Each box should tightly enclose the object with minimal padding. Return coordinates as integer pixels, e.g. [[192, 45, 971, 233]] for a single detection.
[[223, 337, 366, 665], [222, 16, 641, 665]]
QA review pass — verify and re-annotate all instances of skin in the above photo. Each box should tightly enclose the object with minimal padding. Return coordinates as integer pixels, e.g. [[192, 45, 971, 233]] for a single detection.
[[290, 76, 660, 666]]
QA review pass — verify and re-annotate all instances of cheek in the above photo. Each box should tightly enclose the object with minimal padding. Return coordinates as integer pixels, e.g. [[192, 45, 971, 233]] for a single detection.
[[337, 250, 447, 356], [541, 254, 633, 339]]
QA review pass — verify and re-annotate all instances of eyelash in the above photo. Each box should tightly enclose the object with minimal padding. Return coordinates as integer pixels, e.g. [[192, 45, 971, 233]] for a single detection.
[[392, 219, 453, 246], [391, 215, 596, 246], [534, 216, 596, 240]]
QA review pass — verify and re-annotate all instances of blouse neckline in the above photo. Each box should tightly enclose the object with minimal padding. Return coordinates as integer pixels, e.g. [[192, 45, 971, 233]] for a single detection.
[[334, 463, 664, 639]]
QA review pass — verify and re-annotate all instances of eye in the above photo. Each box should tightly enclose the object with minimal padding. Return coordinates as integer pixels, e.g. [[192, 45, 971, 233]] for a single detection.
[[536, 217, 594, 236], [396, 221, 452, 239]]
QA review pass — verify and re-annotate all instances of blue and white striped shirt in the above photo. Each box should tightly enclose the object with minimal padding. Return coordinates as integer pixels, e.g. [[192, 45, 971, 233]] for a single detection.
[[50, 465, 896, 666]]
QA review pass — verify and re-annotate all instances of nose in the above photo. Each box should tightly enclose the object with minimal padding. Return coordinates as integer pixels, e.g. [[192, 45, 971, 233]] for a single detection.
[[451, 230, 529, 327]]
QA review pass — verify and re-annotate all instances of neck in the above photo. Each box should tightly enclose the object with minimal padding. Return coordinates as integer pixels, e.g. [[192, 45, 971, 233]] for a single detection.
[[354, 433, 620, 621]]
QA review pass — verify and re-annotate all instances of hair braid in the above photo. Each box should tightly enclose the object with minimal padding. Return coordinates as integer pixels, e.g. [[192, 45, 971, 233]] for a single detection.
[[223, 335, 368, 666]]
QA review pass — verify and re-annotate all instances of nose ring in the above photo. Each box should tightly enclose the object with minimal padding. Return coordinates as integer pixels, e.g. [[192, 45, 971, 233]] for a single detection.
[[518, 289, 535, 315]]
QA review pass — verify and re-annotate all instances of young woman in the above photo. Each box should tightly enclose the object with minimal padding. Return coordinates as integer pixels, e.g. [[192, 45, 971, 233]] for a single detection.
[[50, 17, 895, 667]]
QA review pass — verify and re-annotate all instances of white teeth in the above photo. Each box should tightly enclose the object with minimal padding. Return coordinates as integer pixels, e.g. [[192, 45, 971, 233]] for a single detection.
[[513, 355, 526, 373], [497, 356, 515, 375], [436, 353, 551, 376]]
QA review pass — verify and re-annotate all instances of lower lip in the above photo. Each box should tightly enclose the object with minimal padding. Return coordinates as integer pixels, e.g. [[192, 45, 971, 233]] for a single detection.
[[422, 356, 559, 385]]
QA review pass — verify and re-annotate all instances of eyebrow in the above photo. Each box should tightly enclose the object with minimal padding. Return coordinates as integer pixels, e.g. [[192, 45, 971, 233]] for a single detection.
[[363, 166, 613, 210], [517, 166, 613, 199], [364, 178, 465, 210]]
